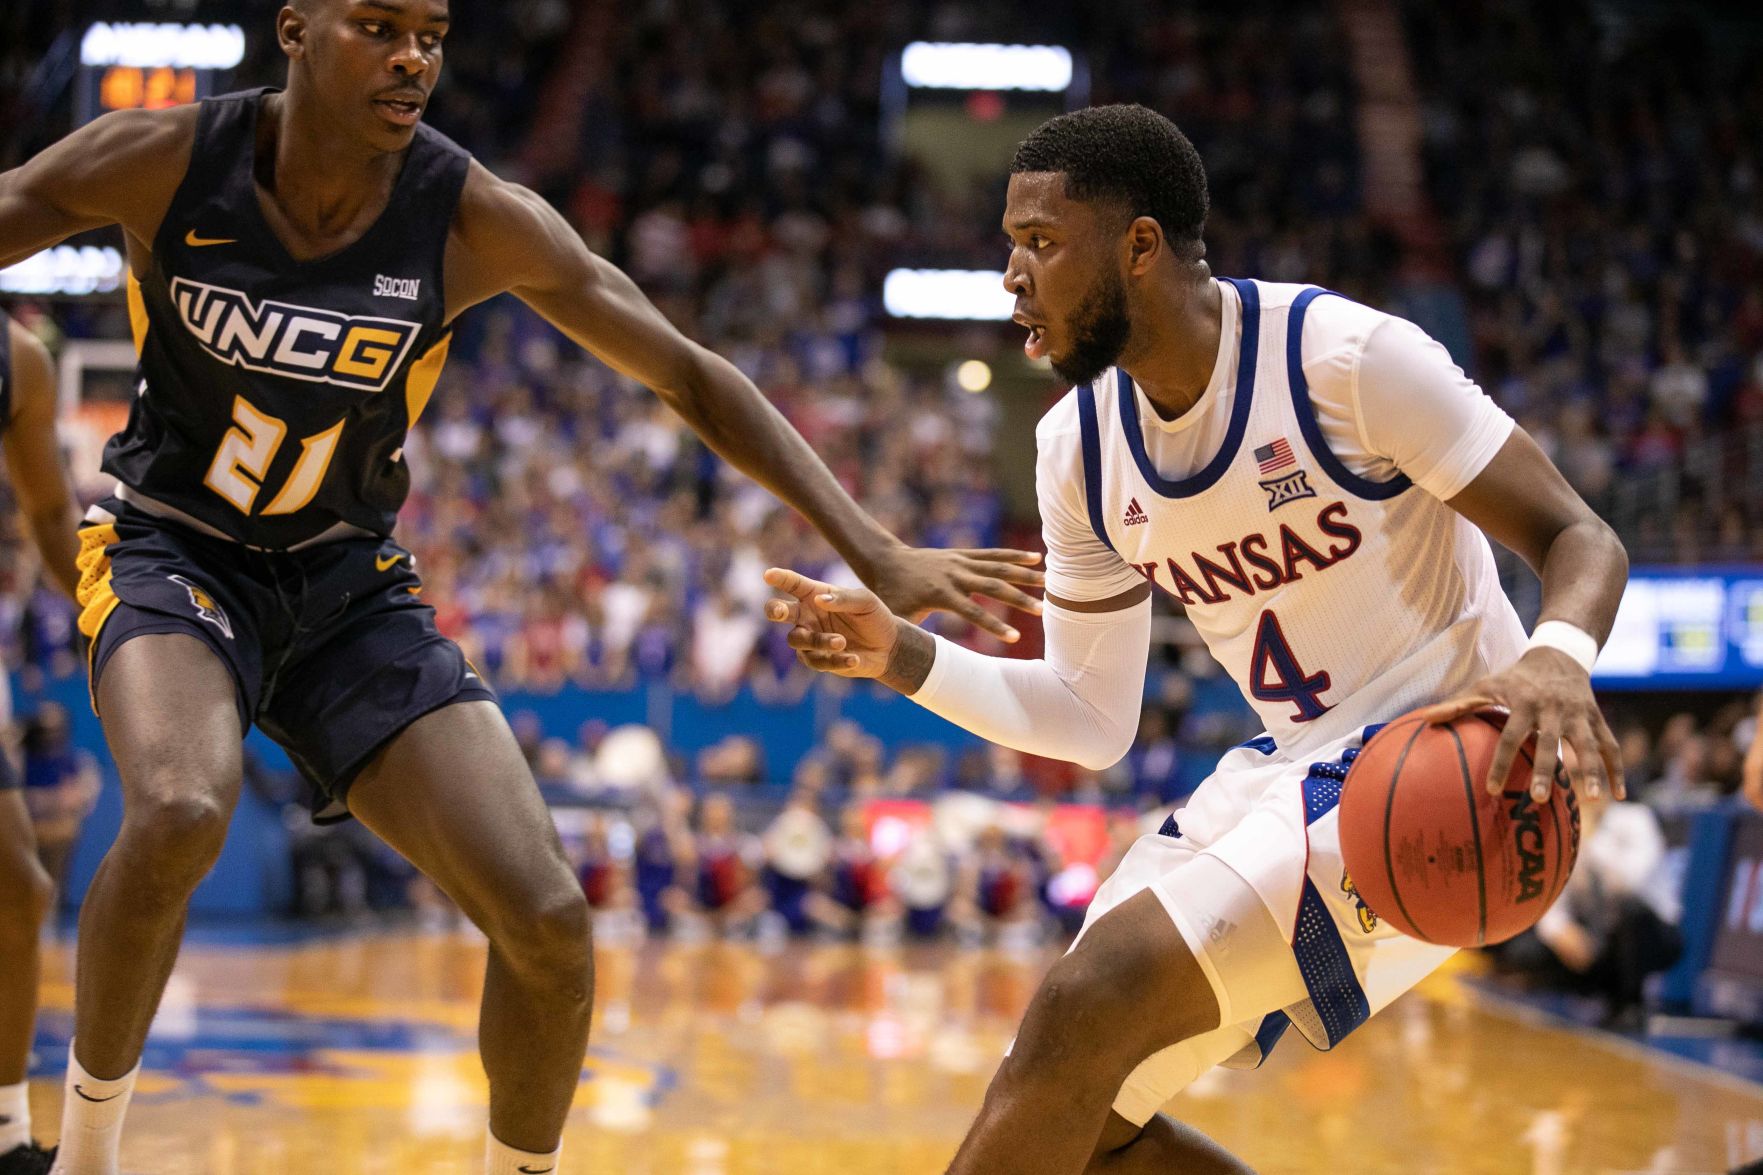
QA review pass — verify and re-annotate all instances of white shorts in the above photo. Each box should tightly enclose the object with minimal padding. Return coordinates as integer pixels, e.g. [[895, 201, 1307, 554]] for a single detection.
[[1076, 724, 1456, 1127]]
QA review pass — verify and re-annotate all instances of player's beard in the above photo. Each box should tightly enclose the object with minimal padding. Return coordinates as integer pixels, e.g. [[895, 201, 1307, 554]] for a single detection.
[[1050, 267, 1132, 387]]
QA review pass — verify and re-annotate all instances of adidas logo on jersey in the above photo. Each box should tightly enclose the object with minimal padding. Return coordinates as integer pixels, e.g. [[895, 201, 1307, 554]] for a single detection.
[[1123, 498, 1149, 526], [172, 277, 421, 394]]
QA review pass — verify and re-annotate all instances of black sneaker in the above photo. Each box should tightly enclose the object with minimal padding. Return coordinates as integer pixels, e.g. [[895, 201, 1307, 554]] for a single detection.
[[0, 1143, 55, 1175]]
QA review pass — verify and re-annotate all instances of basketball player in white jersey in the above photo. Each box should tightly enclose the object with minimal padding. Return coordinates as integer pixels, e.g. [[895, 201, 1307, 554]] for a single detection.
[[763, 105, 1630, 1174], [0, 312, 83, 1175]]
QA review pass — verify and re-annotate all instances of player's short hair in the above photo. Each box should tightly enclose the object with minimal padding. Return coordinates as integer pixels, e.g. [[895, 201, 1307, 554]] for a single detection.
[[1010, 104, 1209, 257]]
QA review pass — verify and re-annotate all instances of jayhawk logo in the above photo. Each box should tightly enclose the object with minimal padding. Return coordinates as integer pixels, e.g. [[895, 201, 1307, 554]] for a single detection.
[[169, 575, 234, 640], [1340, 870, 1377, 933]]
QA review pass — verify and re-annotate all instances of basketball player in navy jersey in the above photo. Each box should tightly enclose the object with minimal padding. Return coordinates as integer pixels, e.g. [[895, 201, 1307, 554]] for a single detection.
[[765, 104, 1629, 1174], [0, 4, 1042, 1172], [0, 312, 83, 1175]]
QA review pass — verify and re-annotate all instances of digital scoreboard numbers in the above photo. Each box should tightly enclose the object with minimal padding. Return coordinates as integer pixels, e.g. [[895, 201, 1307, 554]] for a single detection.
[[1595, 568, 1763, 689], [76, 22, 245, 125], [91, 65, 201, 116]]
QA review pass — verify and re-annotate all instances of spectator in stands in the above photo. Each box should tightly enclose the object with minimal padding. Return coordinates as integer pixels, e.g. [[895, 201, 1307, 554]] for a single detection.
[[696, 735, 766, 788], [889, 830, 958, 941], [806, 803, 900, 942], [951, 825, 1044, 950], [759, 786, 834, 936], [20, 702, 99, 908], [576, 812, 638, 940], [633, 788, 694, 935], [677, 793, 766, 936], [1646, 732, 1722, 808], [1125, 709, 1185, 805]]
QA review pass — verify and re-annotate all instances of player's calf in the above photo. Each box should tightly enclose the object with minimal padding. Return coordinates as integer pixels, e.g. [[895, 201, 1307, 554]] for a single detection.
[[949, 890, 1221, 1175], [1085, 1112, 1255, 1175]]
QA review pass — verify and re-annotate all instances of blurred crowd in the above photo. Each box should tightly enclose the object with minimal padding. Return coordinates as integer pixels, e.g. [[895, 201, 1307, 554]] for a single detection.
[[1405, 0, 1763, 563], [0, 0, 1758, 798]]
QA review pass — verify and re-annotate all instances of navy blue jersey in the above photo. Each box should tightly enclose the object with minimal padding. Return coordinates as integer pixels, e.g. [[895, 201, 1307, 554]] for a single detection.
[[103, 88, 470, 549]]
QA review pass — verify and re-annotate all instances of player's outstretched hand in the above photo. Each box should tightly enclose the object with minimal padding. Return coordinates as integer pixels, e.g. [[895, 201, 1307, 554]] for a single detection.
[[764, 567, 902, 679], [860, 545, 1042, 644], [1419, 647, 1623, 803]]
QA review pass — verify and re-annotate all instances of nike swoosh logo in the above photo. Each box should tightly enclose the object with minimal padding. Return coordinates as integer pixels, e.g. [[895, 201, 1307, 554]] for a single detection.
[[375, 554, 405, 572], [517, 1167, 554, 1174], [185, 230, 238, 247], [74, 1084, 123, 1103]]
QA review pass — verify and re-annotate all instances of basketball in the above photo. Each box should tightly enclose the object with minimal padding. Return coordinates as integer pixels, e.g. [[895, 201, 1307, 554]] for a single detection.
[[1338, 709, 1580, 948]]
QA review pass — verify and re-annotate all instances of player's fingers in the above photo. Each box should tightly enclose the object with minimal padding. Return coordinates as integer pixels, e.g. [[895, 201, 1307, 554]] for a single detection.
[[1593, 716, 1625, 801], [765, 567, 835, 602], [1485, 705, 1530, 795], [1528, 710, 1562, 803], [796, 649, 861, 675], [962, 559, 1047, 589], [956, 598, 1021, 644], [812, 586, 881, 614], [955, 548, 1045, 566], [1416, 694, 1498, 725], [786, 625, 847, 654], [765, 598, 801, 625], [1560, 718, 1598, 798], [965, 575, 1043, 616]]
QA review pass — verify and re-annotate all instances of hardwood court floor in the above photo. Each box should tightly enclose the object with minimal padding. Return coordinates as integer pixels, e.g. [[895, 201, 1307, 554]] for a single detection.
[[25, 927, 1763, 1174]]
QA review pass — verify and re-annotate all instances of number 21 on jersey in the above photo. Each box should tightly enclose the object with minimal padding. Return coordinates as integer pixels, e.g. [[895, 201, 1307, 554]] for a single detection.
[[203, 395, 343, 516], [1250, 610, 1332, 722]]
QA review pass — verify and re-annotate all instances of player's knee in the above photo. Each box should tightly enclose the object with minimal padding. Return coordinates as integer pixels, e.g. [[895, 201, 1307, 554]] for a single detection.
[[508, 884, 594, 988], [1023, 931, 1211, 1075], [123, 787, 233, 889]]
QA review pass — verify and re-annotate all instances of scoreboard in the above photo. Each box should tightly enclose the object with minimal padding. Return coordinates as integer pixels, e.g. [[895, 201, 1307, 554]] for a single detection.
[[76, 21, 244, 125], [1592, 567, 1763, 689]]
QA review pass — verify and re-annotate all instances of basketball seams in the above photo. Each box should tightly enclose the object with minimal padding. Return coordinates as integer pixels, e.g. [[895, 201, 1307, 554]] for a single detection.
[[1446, 725, 1488, 947], [1380, 719, 1430, 943]]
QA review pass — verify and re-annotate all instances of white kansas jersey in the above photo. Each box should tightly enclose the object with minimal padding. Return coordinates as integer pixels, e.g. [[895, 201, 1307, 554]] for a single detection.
[[1038, 278, 1526, 755]]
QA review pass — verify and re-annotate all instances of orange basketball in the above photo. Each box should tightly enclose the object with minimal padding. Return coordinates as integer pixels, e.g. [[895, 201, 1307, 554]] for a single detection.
[[1338, 709, 1580, 948]]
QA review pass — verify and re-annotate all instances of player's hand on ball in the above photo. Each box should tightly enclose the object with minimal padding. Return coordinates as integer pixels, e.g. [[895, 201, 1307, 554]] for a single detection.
[[1419, 647, 1623, 803], [859, 544, 1042, 644], [764, 567, 903, 678]]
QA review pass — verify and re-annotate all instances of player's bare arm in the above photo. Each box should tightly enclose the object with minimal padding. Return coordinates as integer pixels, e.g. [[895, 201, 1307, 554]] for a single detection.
[[2, 320, 80, 600], [0, 104, 196, 273], [444, 164, 1043, 641], [1432, 426, 1630, 801]]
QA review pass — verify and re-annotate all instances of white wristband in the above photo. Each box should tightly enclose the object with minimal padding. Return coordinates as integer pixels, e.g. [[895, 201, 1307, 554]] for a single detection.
[[1525, 620, 1599, 674]]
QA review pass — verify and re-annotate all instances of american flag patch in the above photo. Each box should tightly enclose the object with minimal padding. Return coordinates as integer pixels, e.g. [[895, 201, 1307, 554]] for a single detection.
[[1255, 438, 1296, 475]]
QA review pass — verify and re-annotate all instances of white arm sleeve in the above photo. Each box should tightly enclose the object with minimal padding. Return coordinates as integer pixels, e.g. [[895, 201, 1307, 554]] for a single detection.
[[908, 598, 1152, 772]]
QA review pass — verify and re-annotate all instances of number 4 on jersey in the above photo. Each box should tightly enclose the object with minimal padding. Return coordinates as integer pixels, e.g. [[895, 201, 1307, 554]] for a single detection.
[[1250, 610, 1332, 722]]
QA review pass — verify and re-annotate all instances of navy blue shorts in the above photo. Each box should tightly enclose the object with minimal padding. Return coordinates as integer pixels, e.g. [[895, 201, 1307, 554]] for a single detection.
[[76, 497, 496, 821]]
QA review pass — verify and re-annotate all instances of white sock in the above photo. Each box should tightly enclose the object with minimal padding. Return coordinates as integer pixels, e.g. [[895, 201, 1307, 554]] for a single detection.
[[0, 1082, 29, 1152], [486, 1131, 560, 1175], [48, 1044, 138, 1175]]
